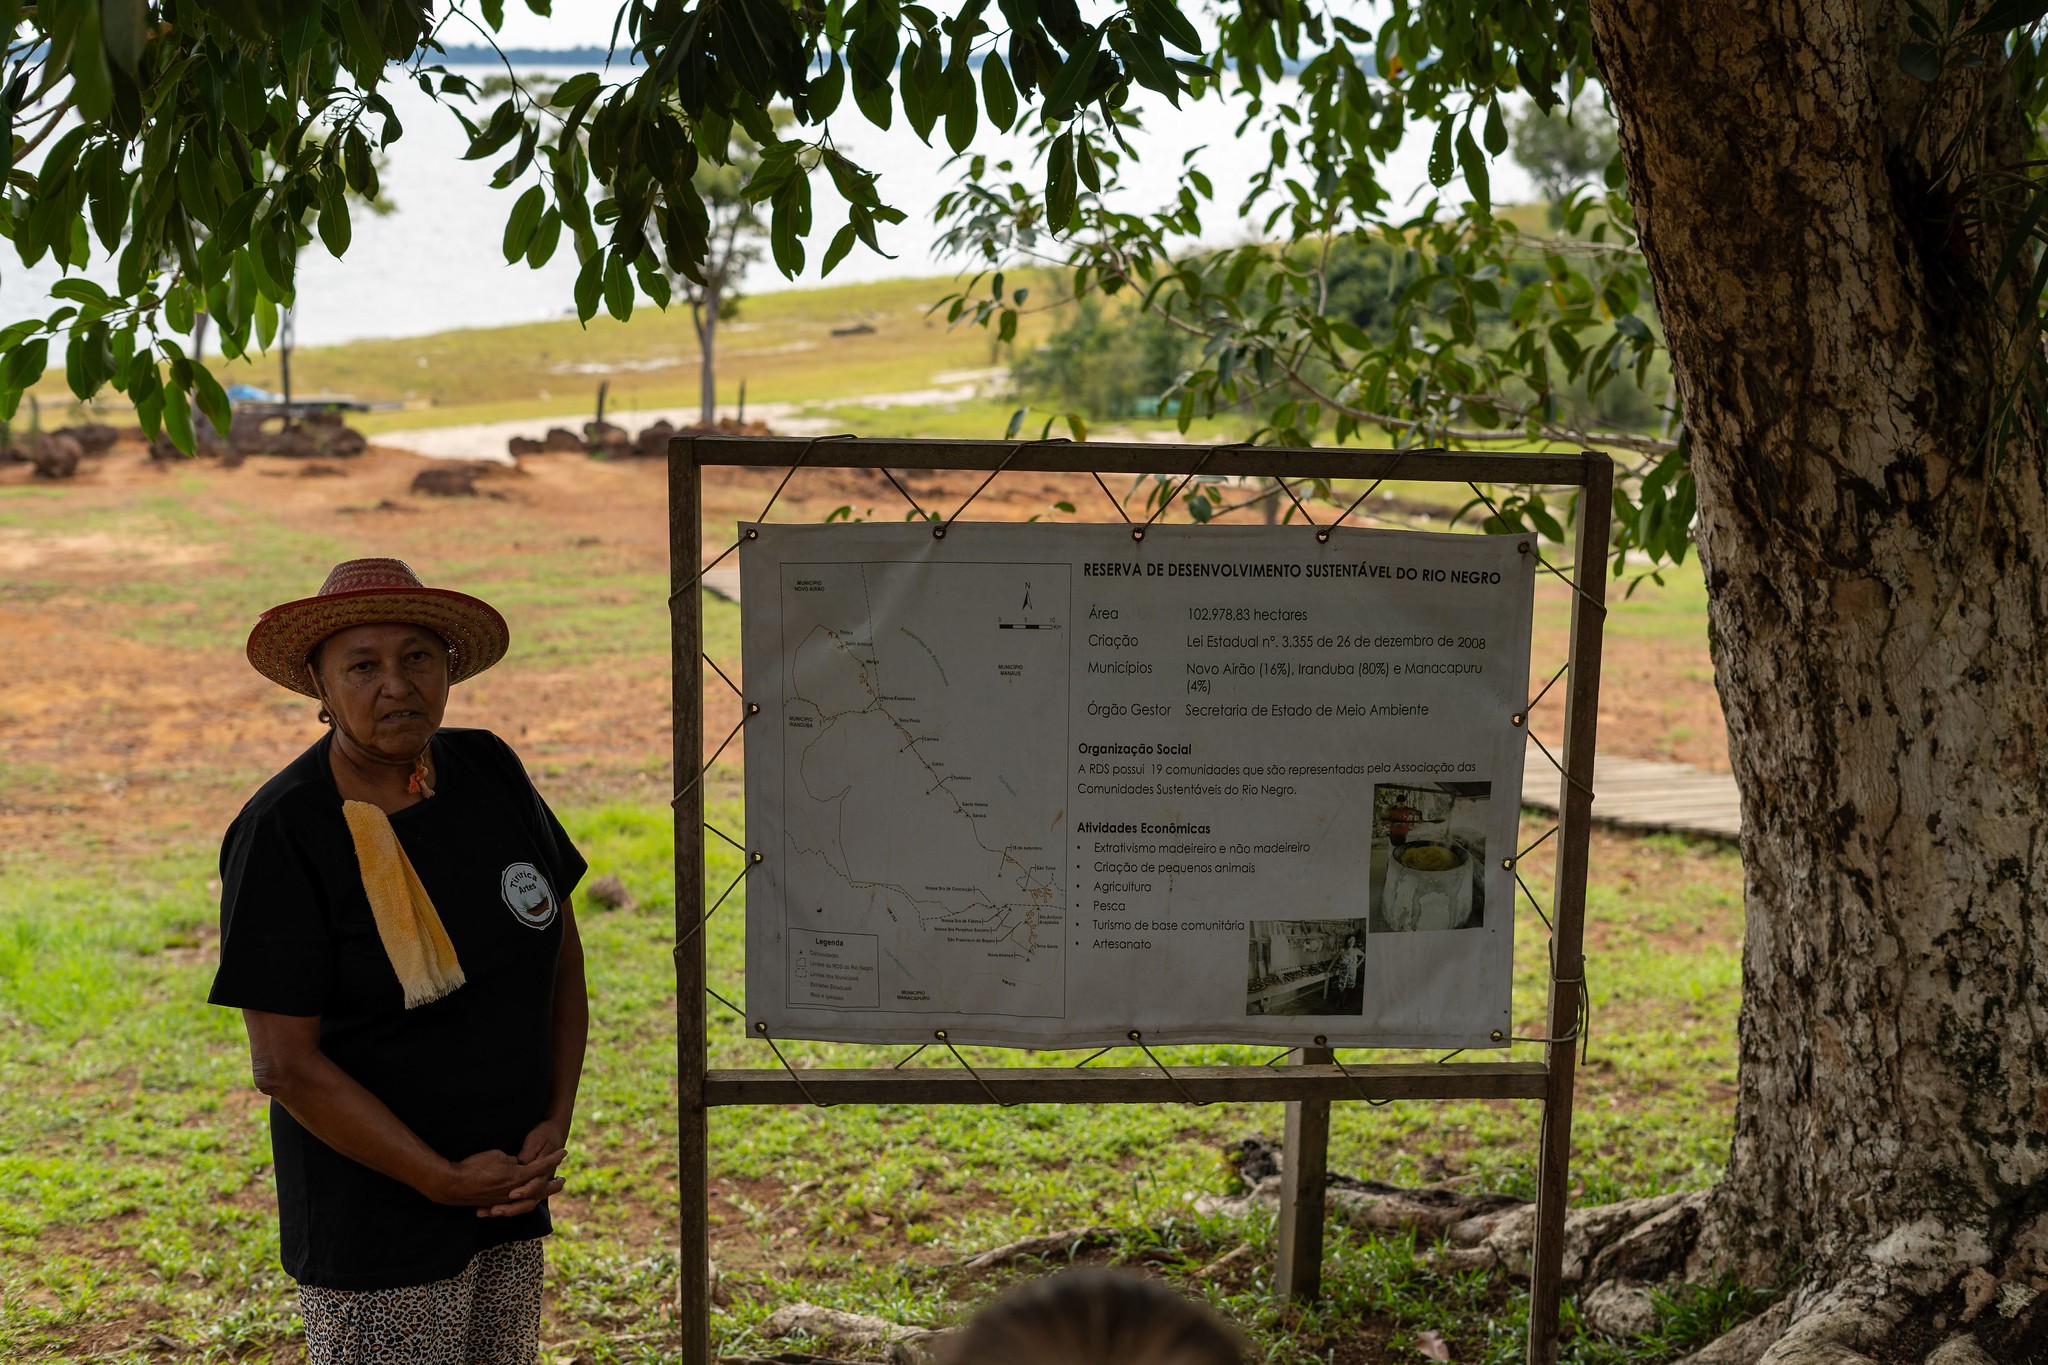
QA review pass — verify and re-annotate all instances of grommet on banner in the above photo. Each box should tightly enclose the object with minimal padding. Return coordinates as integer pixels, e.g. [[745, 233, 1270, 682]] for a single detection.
[[1315, 530, 1330, 543], [1501, 857, 1515, 870], [1313, 1034, 1328, 1047], [1518, 541, 1531, 554], [1131, 527, 1146, 542], [1491, 1029, 1505, 1042], [745, 527, 759, 540], [747, 702, 760, 715], [933, 525, 946, 539], [1511, 713, 1525, 727], [934, 1029, 949, 1041], [750, 850, 764, 863], [754, 1021, 767, 1033]]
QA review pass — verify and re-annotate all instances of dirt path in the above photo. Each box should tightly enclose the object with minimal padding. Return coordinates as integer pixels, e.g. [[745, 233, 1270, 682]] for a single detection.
[[0, 443, 1728, 858]]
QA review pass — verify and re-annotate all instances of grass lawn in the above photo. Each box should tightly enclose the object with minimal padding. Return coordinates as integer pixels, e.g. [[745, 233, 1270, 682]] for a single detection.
[[0, 775, 1743, 1364]]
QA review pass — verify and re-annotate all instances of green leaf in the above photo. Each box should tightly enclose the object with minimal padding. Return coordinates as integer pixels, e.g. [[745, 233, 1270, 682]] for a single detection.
[[317, 173, 352, 257], [1965, 0, 2048, 36], [1043, 29, 1104, 120], [190, 361, 232, 438], [944, 64, 978, 153], [65, 326, 111, 400], [69, 0, 114, 121], [464, 101, 524, 161], [165, 285, 195, 334], [1898, 40, 1942, 82], [502, 184, 546, 262], [1428, 119, 1453, 187], [809, 54, 846, 119], [103, 0, 147, 75], [981, 53, 1017, 131], [50, 278, 110, 304], [902, 36, 945, 143], [254, 291, 278, 350], [1483, 98, 1508, 156], [550, 72, 601, 107], [638, 263, 671, 310], [525, 208, 562, 268], [163, 379, 196, 456], [821, 222, 857, 275], [850, 21, 899, 129], [3, 336, 48, 389], [1132, 0, 1203, 56], [1004, 407, 1026, 439], [1109, 24, 1180, 104], [574, 249, 605, 324], [1047, 132, 1078, 227], [1456, 123, 1489, 210], [602, 251, 634, 321]]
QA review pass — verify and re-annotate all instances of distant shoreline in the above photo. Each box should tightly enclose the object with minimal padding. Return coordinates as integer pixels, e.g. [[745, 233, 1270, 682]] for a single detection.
[[428, 44, 639, 66]]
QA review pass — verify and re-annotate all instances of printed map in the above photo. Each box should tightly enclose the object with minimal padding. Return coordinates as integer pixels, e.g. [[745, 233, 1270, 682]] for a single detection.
[[776, 559, 1071, 1017]]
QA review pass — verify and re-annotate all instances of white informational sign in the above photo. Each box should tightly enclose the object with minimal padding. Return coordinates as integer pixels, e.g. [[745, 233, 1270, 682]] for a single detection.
[[740, 521, 1535, 1048]]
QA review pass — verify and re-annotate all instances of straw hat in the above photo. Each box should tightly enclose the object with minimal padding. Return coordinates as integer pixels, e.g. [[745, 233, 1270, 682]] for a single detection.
[[247, 558, 510, 698]]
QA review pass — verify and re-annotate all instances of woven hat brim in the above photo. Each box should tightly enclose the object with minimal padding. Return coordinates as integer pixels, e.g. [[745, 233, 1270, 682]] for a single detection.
[[246, 587, 511, 697]]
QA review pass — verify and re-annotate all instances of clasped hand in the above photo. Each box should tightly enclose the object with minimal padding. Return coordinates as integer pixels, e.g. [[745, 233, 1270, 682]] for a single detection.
[[436, 1120, 569, 1218]]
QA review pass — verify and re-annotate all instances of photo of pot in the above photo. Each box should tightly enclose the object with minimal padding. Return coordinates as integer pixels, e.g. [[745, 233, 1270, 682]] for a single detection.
[[1382, 840, 1474, 931], [1369, 781, 1491, 933]]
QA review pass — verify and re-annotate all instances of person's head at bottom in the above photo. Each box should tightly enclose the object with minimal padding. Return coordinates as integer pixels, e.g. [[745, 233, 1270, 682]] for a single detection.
[[940, 1268, 1246, 1365]]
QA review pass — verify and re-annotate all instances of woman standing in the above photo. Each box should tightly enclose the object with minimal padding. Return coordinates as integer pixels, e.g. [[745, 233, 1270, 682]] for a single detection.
[[210, 558, 588, 1365]]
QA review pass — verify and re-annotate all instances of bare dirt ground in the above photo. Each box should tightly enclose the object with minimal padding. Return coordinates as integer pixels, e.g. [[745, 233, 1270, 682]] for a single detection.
[[0, 443, 1728, 858]]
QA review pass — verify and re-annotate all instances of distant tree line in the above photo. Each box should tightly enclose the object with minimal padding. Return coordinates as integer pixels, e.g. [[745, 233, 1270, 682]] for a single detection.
[[1009, 96, 1658, 438]]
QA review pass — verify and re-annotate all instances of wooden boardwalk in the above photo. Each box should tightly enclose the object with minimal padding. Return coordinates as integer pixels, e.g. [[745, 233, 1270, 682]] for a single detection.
[[698, 571, 1742, 841], [1519, 753, 1741, 842]]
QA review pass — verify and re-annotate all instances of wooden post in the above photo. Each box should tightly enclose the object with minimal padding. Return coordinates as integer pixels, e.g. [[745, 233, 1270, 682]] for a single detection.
[[1525, 453, 1612, 1365], [670, 438, 712, 1363], [1275, 1045, 1335, 1302]]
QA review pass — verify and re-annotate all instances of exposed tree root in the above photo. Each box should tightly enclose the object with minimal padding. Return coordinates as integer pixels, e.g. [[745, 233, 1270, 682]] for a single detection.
[[757, 1302, 951, 1364], [1192, 1173, 1530, 1239], [955, 1224, 1121, 1271]]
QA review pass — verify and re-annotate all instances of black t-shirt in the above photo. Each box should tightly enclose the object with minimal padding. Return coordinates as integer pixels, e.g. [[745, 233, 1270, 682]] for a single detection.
[[209, 728, 587, 1290]]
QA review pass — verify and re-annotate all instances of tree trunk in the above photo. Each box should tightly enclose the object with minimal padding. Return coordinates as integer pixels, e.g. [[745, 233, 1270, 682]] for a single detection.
[[697, 289, 720, 428], [1587, 0, 2048, 1342]]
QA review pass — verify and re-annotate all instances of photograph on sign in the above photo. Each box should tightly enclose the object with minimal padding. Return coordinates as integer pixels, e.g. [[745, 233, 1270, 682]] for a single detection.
[[740, 521, 1535, 1048], [1245, 919, 1369, 1016], [1370, 781, 1492, 933]]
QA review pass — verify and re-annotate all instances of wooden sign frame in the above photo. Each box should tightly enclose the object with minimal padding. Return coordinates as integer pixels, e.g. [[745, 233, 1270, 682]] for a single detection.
[[669, 435, 1612, 1364]]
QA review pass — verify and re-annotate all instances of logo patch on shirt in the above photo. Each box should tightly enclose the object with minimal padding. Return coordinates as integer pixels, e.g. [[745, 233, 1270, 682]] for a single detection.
[[501, 863, 558, 929]]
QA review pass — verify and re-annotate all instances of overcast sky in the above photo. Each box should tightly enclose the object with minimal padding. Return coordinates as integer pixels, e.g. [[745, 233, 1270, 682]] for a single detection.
[[478, 0, 650, 49]]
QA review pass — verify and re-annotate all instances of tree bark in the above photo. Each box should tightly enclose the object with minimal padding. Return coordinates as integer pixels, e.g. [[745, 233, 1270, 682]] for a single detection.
[[696, 286, 721, 428], [1588, 0, 2048, 1320]]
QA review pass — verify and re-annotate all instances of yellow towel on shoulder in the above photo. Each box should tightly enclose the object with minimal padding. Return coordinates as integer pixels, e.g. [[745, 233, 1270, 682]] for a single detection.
[[341, 800, 466, 1009]]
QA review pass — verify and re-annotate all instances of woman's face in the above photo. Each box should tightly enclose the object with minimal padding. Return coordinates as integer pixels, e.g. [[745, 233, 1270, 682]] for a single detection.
[[312, 623, 450, 760]]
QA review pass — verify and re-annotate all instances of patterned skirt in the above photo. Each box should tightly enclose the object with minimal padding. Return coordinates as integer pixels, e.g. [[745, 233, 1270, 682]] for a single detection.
[[298, 1238, 543, 1365]]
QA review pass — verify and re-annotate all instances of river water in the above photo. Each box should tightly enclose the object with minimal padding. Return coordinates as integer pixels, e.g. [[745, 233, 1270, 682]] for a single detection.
[[0, 70, 1531, 349]]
